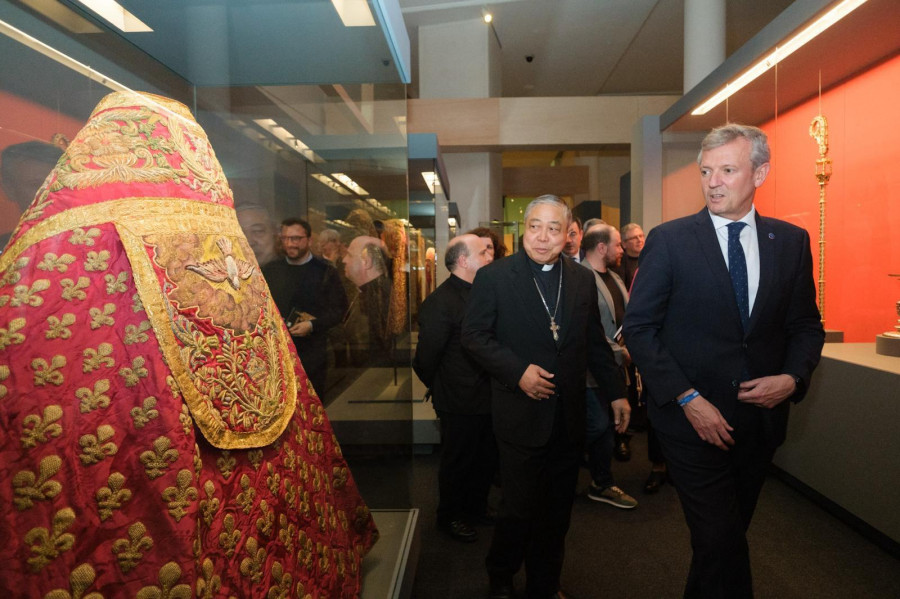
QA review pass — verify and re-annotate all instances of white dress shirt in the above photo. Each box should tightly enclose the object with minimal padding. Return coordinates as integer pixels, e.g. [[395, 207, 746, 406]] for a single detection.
[[709, 206, 760, 314]]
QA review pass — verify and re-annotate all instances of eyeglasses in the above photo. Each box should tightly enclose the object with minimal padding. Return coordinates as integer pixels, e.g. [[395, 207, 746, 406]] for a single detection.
[[279, 235, 307, 243], [623, 235, 644, 242]]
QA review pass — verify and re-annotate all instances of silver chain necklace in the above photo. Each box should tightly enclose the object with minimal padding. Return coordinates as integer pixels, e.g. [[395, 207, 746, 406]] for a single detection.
[[532, 265, 562, 342]]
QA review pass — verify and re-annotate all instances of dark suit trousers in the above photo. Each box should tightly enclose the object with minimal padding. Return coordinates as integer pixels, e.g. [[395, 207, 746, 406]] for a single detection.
[[487, 404, 580, 599], [436, 410, 497, 524], [658, 404, 777, 599]]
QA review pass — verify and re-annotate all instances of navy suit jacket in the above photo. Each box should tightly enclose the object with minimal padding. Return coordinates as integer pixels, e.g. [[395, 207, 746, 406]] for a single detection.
[[623, 208, 825, 447], [462, 249, 626, 448]]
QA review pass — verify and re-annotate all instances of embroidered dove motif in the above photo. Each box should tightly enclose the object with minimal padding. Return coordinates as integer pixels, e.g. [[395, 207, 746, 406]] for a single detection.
[[186, 237, 255, 290]]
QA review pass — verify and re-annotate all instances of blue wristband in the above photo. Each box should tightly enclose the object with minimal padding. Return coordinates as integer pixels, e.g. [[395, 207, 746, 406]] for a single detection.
[[677, 390, 700, 407]]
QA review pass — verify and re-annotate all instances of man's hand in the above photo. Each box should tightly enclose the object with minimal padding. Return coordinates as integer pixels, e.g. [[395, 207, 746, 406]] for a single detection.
[[518, 364, 555, 400], [738, 374, 796, 409], [682, 395, 735, 451], [289, 320, 313, 337], [610, 398, 630, 433]]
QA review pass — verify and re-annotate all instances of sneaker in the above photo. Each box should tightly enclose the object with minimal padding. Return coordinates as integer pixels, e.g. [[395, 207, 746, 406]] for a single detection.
[[587, 483, 638, 509]]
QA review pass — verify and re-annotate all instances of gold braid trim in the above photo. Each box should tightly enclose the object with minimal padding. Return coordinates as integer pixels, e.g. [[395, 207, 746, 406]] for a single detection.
[[1, 198, 298, 450]]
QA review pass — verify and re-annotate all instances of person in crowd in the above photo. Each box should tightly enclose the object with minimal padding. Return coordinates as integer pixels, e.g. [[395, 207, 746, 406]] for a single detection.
[[468, 226, 507, 260], [0, 140, 63, 251], [343, 235, 393, 364], [0, 90, 376, 597], [262, 218, 347, 400], [580, 224, 638, 509], [463, 195, 627, 599], [613, 222, 644, 290], [317, 227, 344, 265], [414, 234, 496, 543], [236, 203, 279, 266], [562, 216, 584, 263], [624, 123, 825, 598]]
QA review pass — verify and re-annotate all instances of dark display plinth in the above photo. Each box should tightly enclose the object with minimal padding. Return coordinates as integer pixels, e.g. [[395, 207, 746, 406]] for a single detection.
[[875, 334, 900, 357], [824, 329, 844, 343]]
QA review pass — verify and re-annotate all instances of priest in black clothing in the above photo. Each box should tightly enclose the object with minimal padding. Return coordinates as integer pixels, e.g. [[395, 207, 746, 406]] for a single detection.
[[263, 217, 347, 400]]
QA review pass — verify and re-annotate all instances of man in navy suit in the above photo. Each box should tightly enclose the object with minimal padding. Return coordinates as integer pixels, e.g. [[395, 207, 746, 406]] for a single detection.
[[463, 195, 628, 599], [623, 124, 825, 598]]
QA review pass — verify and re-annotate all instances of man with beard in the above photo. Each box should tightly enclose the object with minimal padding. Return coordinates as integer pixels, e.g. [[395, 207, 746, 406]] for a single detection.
[[263, 217, 347, 400], [236, 204, 278, 266], [463, 195, 627, 599]]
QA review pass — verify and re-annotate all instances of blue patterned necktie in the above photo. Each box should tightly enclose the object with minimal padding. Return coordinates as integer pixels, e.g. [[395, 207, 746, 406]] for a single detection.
[[727, 221, 750, 330]]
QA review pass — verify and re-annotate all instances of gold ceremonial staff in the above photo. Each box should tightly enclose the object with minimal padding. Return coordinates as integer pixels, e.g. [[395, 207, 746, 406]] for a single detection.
[[809, 115, 832, 325]]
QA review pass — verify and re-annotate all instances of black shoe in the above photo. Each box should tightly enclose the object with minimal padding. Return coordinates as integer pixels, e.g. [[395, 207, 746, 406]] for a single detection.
[[438, 519, 478, 543], [613, 439, 631, 462], [488, 577, 515, 599], [644, 470, 667, 494]]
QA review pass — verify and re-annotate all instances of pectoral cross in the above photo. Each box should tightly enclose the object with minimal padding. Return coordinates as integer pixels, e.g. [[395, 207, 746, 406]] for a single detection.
[[550, 318, 559, 342]]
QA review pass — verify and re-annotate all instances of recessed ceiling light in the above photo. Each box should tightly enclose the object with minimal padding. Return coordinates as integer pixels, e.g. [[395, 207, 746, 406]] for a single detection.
[[330, 0, 376, 27], [75, 0, 152, 32]]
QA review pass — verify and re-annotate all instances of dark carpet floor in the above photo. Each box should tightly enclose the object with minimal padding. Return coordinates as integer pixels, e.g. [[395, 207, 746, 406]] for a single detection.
[[347, 430, 900, 599]]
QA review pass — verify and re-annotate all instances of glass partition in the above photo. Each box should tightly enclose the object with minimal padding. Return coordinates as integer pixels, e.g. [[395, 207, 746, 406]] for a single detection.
[[0, 1, 417, 499]]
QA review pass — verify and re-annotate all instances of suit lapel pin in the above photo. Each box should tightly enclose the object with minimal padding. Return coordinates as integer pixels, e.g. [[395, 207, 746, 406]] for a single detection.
[[768, 232, 775, 239]]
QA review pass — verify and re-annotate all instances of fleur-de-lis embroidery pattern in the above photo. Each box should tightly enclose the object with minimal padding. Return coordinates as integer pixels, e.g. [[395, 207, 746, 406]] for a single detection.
[[42, 563, 103, 599], [256, 499, 274, 537], [21, 404, 64, 448], [13, 455, 63, 510], [278, 514, 296, 554], [140, 436, 179, 479], [283, 479, 297, 507], [89, 302, 116, 329], [217, 451, 236, 480], [84, 250, 111, 272], [297, 530, 314, 571], [24, 507, 76, 572], [247, 449, 263, 470], [77, 379, 112, 413], [161, 469, 197, 522], [196, 558, 221, 599], [10, 279, 51, 307], [267, 561, 292, 599], [105, 271, 129, 295], [46, 313, 76, 340], [239, 536, 266, 583], [32, 355, 67, 386], [332, 466, 349, 490], [131, 396, 159, 429], [237, 474, 256, 514], [218, 513, 241, 557], [120, 356, 148, 387], [266, 463, 281, 496], [60, 276, 90, 301], [0, 364, 7, 399], [132, 292, 143, 313], [96, 472, 132, 521], [82, 343, 115, 373], [0, 317, 26, 350], [135, 561, 192, 599], [68, 227, 101, 246], [0, 256, 29, 286], [316, 542, 331, 575], [37, 253, 76, 273], [111, 521, 153, 573], [178, 402, 192, 435], [199, 480, 220, 527], [124, 320, 152, 345], [78, 424, 118, 465]]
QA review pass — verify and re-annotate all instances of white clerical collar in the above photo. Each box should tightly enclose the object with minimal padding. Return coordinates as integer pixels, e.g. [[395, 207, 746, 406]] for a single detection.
[[542, 263, 554, 272]]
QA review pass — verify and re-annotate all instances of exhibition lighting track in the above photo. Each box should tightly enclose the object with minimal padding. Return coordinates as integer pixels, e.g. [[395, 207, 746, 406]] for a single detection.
[[691, 0, 868, 116]]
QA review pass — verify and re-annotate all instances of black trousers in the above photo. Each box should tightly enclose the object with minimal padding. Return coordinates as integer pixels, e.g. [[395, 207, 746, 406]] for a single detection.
[[486, 415, 580, 599], [436, 410, 497, 524], [658, 404, 778, 599]]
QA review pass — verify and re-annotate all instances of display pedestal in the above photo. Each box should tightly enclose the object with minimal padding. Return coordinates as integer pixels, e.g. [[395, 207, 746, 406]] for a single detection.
[[875, 334, 900, 357], [824, 329, 844, 343]]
